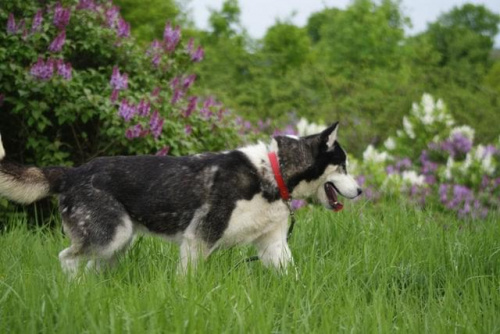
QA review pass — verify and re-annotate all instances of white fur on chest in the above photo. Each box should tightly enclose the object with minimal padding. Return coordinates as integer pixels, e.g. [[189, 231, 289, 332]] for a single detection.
[[218, 194, 289, 247]]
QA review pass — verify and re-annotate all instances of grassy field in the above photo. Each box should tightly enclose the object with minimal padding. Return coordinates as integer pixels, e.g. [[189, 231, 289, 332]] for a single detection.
[[1, 200, 499, 333]]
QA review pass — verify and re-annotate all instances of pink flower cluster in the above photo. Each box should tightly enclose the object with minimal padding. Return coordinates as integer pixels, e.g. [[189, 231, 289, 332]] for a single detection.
[[186, 38, 204, 62], [48, 30, 66, 52], [163, 22, 181, 53], [53, 3, 71, 30], [109, 66, 128, 102], [30, 58, 72, 81], [169, 75, 196, 105]]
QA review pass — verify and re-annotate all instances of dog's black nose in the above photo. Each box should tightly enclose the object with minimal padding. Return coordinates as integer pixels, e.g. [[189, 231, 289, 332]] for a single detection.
[[357, 188, 363, 196]]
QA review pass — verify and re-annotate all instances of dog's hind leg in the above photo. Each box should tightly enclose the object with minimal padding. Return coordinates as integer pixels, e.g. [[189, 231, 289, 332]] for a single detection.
[[59, 246, 82, 277], [85, 215, 135, 273], [58, 192, 135, 275]]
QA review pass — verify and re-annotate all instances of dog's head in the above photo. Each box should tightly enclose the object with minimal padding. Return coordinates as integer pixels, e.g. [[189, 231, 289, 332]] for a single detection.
[[272, 122, 362, 210]]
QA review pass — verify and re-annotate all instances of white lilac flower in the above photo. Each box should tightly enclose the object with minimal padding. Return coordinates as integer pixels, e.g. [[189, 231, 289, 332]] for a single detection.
[[384, 137, 396, 150], [475, 145, 495, 175], [421, 93, 435, 117], [450, 125, 475, 142], [421, 113, 434, 125], [401, 171, 425, 186], [296, 118, 327, 136], [436, 99, 444, 110], [402, 116, 415, 139], [418, 94, 436, 125], [363, 145, 390, 163]]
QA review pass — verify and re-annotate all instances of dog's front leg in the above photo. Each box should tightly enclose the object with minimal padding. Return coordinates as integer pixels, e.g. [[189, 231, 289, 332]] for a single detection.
[[178, 237, 209, 275], [254, 222, 293, 272]]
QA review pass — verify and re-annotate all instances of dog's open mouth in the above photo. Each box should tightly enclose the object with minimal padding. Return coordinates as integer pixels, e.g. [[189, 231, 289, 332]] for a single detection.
[[324, 182, 344, 212]]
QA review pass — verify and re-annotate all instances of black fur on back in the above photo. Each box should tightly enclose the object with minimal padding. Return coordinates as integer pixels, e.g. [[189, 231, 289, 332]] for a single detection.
[[58, 151, 281, 245]]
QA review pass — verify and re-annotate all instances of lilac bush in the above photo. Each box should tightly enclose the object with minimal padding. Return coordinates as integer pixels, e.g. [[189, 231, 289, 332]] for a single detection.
[[354, 94, 500, 220], [0, 0, 246, 168]]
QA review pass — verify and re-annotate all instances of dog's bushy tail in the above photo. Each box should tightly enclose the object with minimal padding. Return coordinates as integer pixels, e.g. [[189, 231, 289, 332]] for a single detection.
[[0, 134, 68, 204]]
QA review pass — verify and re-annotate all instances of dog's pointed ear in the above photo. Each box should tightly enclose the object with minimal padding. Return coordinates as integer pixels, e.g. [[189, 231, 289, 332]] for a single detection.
[[320, 122, 339, 150]]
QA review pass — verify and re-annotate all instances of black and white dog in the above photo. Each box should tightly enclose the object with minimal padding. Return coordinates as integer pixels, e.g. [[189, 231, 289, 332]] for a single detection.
[[0, 122, 361, 274]]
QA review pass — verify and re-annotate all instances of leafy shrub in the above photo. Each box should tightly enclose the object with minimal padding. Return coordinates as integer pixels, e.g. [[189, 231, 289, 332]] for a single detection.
[[354, 93, 500, 219], [0, 0, 243, 168], [0, 0, 254, 223]]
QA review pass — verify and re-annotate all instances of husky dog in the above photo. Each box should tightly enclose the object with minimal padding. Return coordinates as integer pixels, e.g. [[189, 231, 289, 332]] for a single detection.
[[0, 122, 361, 274]]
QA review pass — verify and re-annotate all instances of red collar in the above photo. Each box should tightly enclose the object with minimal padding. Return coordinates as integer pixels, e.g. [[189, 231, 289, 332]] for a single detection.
[[268, 152, 290, 201]]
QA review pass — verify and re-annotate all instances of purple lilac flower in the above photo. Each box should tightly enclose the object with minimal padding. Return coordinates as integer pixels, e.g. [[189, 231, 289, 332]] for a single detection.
[[30, 57, 54, 80], [156, 146, 170, 156], [454, 133, 472, 154], [118, 99, 137, 121], [31, 10, 43, 33], [409, 184, 431, 207], [48, 30, 66, 52], [258, 119, 271, 131], [171, 89, 183, 105], [105, 6, 119, 28], [147, 40, 161, 55], [432, 134, 473, 158], [77, 0, 97, 11], [191, 46, 204, 62], [7, 13, 17, 34], [147, 40, 162, 66], [273, 125, 298, 137], [183, 96, 198, 117], [356, 175, 366, 187], [217, 108, 229, 121], [420, 150, 439, 175], [137, 99, 151, 116], [186, 38, 194, 53], [182, 74, 196, 90], [200, 97, 215, 119], [184, 124, 192, 135], [125, 124, 144, 139], [151, 87, 161, 99], [151, 54, 161, 67], [56, 60, 72, 80], [424, 175, 436, 185], [170, 76, 180, 90], [291, 199, 306, 210], [116, 18, 130, 38], [53, 3, 71, 30], [396, 158, 412, 170], [440, 184, 476, 218], [149, 110, 164, 139], [163, 22, 181, 52], [386, 165, 396, 174], [483, 145, 498, 156], [386, 158, 412, 175], [110, 89, 119, 102], [243, 121, 252, 130], [439, 184, 449, 203], [110, 66, 128, 90]]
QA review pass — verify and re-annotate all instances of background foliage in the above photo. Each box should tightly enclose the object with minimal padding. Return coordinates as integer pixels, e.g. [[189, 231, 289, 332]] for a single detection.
[[0, 0, 499, 221]]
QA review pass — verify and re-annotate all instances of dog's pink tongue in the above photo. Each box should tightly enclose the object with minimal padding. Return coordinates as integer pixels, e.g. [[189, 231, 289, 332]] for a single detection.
[[325, 182, 344, 212], [332, 202, 343, 212]]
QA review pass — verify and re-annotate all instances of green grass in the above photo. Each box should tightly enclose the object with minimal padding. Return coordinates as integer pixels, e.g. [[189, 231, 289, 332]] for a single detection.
[[1, 200, 499, 333]]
